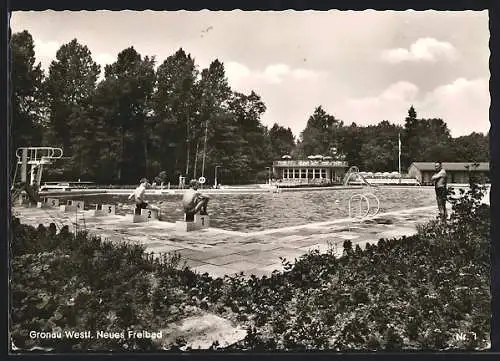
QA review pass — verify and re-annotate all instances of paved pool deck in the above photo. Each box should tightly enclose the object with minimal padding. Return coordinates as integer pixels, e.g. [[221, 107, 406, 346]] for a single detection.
[[12, 204, 447, 278]]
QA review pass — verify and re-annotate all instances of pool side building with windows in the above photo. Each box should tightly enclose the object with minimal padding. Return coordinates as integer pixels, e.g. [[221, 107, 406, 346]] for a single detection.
[[272, 159, 349, 185], [407, 162, 490, 185]]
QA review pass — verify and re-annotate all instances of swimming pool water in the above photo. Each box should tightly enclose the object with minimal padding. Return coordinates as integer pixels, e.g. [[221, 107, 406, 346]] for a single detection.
[[62, 187, 437, 232]]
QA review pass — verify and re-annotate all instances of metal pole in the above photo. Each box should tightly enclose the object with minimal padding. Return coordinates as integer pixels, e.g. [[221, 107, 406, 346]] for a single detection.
[[37, 164, 43, 186], [20, 148, 27, 183], [398, 133, 402, 183], [185, 117, 191, 178], [185, 140, 190, 178], [398, 132, 402, 175], [201, 119, 209, 178], [193, 141, 199, 179], [30, 165, 36, 186], [215, 165, 220, 188]]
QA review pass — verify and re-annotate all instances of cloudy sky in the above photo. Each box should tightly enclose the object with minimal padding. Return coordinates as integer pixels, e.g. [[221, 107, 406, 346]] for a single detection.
[[11, 10, 490, 138]]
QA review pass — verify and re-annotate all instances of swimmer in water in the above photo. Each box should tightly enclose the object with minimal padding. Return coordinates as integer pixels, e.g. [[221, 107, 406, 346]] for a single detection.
[[182, 179, 210, 219], [128, 178, 161, 215]]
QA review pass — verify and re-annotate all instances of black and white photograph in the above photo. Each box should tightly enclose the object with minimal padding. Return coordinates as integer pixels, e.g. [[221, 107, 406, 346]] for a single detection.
[[9, 10, 491, 352]]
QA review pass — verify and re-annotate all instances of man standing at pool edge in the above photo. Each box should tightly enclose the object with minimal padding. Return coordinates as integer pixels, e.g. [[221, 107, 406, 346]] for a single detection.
[[182, 179, 210, 220], [129, 178, 160, 215], [431, 161, 447, 221]]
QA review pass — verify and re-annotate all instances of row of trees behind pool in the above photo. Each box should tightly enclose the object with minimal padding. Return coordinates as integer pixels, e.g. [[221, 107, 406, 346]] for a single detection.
[[12, 30, 490, 185], [10, 181, 490, 351]]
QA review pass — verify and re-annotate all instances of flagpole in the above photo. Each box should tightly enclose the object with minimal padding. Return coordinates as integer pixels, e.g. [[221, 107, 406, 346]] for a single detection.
[[201, 119, 209, 177], [398, 133, 402, 181]]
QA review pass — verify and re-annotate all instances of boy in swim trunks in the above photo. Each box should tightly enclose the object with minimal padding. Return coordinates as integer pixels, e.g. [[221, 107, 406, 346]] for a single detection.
[[182, 179, 210, 221], [128, 178, 160, 215]]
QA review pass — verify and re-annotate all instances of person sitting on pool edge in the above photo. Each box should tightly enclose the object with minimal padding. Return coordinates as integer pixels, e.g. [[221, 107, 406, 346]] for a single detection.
[[182, 179, 210, 221], [128, 178, 161, 215]]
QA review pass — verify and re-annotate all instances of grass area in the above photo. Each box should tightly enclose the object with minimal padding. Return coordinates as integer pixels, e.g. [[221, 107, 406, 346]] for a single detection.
[[10, 182, 490, 352]]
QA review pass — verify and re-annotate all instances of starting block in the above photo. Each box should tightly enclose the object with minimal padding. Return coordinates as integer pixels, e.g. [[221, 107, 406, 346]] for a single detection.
[[36, 201, 51, 209], [89, 204, 116, 216], [175, 213, 210, 232], [142, 208, 159, 220], [60, 200, 85, 212], [132, 208, 159, 223], [37, 197, 59, 209], [17, 194, 35, 207], [194, 213, 210, 228], [46, 198, 60, 207]]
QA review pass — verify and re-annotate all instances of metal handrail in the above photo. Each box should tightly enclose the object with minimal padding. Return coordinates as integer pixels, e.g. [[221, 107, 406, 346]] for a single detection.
[[363, 192, 380, 217], [16, 147, 64, 161], [348, 193, 370, 219], [343, 166, 359, 184], [343, 165, 376, 187]]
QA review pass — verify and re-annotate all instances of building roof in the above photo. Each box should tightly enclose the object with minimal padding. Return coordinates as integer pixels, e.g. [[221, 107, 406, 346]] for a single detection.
[[410, 162, 489, 171], [273, 160, 349, 167]]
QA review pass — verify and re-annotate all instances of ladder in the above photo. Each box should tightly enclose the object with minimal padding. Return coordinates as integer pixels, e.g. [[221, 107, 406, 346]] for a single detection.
[[12, 147, 64, 205], [348, 192, 380, 220], [14, 147, 64, 186]]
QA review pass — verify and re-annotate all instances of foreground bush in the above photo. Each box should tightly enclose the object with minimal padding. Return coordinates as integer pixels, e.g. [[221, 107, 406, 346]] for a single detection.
[[10, 220, 202, 351], [10, 182, 490, 351], [220, 182, 490, 351]]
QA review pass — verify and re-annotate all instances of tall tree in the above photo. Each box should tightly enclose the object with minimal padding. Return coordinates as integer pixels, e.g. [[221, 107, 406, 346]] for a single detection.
[[151, 48, 198, 181], [337, 122, 364, 168], [227, 91, 271, 182], [204, 112, 247, 185], [196, 60, 232, 179], [451, 132, 489, 162], [358, 121, 403, 171], [95, 47, 156, 183], [402, 105, 452, 165], [10, 31, 45, 160], [299, 106, 343, 156], [401, 105, 418, 168], [269, 123, 295, 160], [44, 39, 100, 179], [14, 38, 488, 185], [417, 118, 453, 162]]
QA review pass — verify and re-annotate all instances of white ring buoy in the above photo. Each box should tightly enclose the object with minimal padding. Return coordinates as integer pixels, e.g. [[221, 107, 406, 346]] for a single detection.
[[198, 176, 206, 184]]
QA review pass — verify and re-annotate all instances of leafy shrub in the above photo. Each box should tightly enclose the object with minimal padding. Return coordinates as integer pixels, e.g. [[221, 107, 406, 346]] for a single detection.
[[10, 220, 201, 351], [224, 179, 490, 351], [10, 177, 490, 351]]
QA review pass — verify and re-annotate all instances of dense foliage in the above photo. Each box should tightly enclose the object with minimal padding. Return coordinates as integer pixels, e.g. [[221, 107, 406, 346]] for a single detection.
[[10, 182, 490, 352], [11, 219, 202, 351], [225, 182, 490, 351], [11, 31, 489, 185]]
